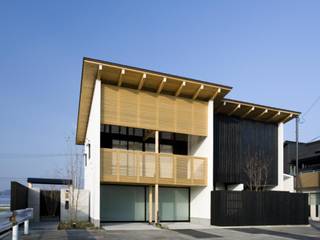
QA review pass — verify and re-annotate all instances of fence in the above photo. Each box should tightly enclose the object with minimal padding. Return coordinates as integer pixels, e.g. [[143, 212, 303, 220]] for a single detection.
[[211, 191, 309, 226], [0, 208, 33, 240], [11, 182, 28, 211]]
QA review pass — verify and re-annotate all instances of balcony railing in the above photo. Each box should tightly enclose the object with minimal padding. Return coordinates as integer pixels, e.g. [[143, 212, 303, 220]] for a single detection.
[[100, 148, 207, 186], [296, 171, 320, 189]]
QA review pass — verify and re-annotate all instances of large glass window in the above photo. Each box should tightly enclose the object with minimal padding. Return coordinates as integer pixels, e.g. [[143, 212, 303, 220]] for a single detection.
[[146, 187, 189, 221], [101, 185, 145, 222], [101, 125, 189, 155]]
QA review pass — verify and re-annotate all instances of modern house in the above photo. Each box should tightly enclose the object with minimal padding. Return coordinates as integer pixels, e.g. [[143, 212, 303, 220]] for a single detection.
[[284, 140, 320, 221], [76, 57, 306, 227]]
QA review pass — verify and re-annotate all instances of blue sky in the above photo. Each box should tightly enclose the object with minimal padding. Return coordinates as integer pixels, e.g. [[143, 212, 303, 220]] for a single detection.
[[0, 1, 319, 190]]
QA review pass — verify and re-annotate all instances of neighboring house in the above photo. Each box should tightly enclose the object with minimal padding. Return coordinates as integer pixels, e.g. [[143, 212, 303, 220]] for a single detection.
[[76, 57, 304, 227], [284, 140, 320, 221]]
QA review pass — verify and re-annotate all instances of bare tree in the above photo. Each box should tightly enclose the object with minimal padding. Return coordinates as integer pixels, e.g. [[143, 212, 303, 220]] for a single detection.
[[65, 135, 83, 222], [243, 154, 269, 191]]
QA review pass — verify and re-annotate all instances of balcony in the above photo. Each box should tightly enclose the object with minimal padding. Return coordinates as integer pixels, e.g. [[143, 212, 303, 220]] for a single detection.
[[296, 171, 320, 189], [100, 148, 207, 186]]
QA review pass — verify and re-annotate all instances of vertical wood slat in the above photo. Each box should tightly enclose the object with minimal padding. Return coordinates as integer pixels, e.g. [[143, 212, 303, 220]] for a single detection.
[[101, 84, 208, 136], [100, 148, 207, 186]]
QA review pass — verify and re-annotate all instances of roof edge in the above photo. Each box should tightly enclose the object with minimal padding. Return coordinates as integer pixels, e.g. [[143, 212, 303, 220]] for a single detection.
[[83, 57, 233, 90]]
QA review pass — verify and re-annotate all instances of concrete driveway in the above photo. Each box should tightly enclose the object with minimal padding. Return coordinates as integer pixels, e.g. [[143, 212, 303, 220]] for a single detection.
[[3, 222, 320, 239]]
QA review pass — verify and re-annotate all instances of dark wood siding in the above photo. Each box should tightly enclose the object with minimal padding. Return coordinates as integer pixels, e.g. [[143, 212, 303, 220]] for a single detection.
[[211, 191, 309, 226], [214, 114, 278, 186]]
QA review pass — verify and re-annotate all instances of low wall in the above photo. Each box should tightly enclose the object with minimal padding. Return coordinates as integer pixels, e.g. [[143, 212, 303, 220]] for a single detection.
[[60, 189, 89, 222], [10, 182, 28, 211], [211, 191, 309, 226]]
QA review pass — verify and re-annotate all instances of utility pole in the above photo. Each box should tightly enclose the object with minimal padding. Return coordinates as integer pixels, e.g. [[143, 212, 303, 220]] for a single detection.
[[295, 116, 299, 191]]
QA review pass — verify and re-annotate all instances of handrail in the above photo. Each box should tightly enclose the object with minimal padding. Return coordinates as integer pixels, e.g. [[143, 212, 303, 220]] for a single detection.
[[0, 211, 12, 234], [0, 208, 33, 239]]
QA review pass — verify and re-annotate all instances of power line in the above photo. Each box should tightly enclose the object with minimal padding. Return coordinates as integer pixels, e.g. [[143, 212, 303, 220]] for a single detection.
[[300, 94, 320, 124]]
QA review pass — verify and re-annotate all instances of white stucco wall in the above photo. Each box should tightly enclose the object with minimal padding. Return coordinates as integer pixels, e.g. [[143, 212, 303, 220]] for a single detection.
[[272, 123, 284, 191], [189, 100, 214, 225], [283, 174, 294, 192], [28, 187, 40, 222], [84, 79, 101, 226], [227, 184, 244, 191], [60, 188, 90, 222]]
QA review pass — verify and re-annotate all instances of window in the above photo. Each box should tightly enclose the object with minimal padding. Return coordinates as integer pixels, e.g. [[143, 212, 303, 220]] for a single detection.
[[135, 128, 143, 136], [128, 141, 143, 151], [160, 144, 173, 153], [87, 143, 91, 159], [161, 132, 173, 140], [145, 143, 155, 152], [84, 153, 87, 167], [120, 126, 127, 135], [112, 140, 127, 150], [111, 125, 119, 134], [176, 133, 188, 141]]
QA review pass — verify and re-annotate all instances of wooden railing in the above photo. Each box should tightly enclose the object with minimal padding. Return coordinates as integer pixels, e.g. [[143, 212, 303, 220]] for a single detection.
[[100, 148, 207, 186], [296, 171, 320, 189]]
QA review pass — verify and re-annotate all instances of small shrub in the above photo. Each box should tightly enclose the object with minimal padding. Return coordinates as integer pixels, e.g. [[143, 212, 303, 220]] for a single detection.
[[58, 221, 95, 230]]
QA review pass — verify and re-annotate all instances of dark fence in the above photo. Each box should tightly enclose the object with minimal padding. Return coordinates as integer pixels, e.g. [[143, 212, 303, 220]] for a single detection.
[[10, 181, 28, 211], [211, 191, 309, 226]]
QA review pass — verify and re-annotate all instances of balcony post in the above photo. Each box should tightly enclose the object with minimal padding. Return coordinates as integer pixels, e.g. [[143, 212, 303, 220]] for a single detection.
[[155, 184, 159, 224], [148, 186, 153, 224], [155, 130, 159, 224]]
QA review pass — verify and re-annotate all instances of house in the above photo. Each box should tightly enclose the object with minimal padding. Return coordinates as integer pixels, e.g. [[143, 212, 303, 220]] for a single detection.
[[76, 57, 306, 227], [284, 140, 320, 221]]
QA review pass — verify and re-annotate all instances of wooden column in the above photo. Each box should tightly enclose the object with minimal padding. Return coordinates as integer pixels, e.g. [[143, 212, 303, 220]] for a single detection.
[[148, 186, 153, 224], [155, 184, 159, 224], [155, 130, 159, 224]]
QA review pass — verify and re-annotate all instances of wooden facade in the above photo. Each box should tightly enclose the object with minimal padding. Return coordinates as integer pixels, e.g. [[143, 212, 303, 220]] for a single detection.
[[296, 171, 320, 190], [100, 148, 207, 186], [101, 84, 208, 136], [214, 114, 278, 186]]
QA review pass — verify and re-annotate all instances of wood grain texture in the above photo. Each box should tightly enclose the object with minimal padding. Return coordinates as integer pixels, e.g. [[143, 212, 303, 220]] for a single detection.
[[101, 84, 208, 136], [100, 148, 207, 186]]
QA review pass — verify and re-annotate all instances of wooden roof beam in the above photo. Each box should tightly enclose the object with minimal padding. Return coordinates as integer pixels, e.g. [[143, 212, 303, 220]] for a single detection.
[[228, 104, 241, 116], [157, 77, 166, 94], [138, 73, 147, 90], [210, 88, 221, 100], [241, 106, 255, 118], [215, 101, 227, 113], [281, 114, 293, 123], [175, 81, 186, 97], [192, 84, 204, 100], [117, 69, 125, 87], [267, 111, 281, 122], [97, 64, 103, 80], [254, 109, 268, 120]]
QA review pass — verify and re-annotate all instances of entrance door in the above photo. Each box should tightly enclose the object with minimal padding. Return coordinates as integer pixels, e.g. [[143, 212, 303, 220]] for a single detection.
[[40, 190, 60, 220]]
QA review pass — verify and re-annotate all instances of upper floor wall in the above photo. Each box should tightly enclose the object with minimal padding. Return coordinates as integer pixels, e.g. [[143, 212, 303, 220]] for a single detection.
[[101, 84, 208, 136], [214, 114, 279, 187]]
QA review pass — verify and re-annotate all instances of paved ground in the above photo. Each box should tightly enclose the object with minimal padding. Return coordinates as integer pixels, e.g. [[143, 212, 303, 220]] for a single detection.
[[3, 222, 320, 240]]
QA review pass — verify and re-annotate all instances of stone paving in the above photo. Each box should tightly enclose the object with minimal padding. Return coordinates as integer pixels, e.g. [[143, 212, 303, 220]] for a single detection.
[[3, 222, 320, 240]]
